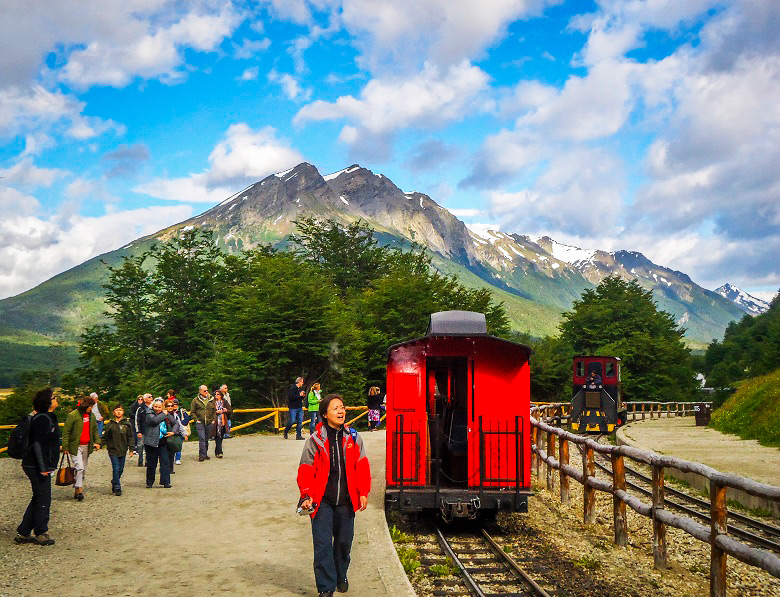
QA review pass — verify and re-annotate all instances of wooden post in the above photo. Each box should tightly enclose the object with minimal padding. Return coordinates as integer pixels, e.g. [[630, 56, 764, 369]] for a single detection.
[[559, 438, 570, 505], [611, 453, 628, 546], [534, 427, 541, 479], [710, 481, 728, 597], [652, 465, 668, 569], [531, 426, 537, 474], [546, 431, 555, 491], [641, 403, 646, 421], [583, 446, 596, 524]]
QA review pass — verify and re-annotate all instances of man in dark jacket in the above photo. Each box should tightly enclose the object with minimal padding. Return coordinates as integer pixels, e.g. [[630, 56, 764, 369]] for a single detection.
[[284, 377, 306, 440], [101, 404, 135, 496], [16, 388, 60, 546], [134, 394, 153, 466]]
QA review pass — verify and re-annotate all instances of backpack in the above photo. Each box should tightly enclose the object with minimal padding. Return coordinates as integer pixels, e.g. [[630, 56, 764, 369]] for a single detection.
[[7, 413, 43, 459]]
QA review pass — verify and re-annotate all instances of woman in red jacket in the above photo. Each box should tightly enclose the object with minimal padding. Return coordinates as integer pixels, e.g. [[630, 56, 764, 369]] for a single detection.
[[297, 394, 371, 597]]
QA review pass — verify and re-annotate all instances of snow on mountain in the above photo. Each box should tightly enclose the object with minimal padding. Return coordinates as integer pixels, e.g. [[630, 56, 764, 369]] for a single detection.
[[714, 283, 770, 316], [538, 237, 596, 265]]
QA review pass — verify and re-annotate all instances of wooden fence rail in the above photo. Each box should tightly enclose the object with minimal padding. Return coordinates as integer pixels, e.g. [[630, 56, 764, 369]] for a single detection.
[[531, 402, 780, 596]]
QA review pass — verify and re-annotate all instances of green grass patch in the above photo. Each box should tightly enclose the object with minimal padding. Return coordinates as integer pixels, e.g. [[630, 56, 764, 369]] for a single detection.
[[389, 524, 413, 544], [397, 546, 421, 575], [710, 368, 780, 448], [428, 558, 458, 577], [573, 555, 601, 570]]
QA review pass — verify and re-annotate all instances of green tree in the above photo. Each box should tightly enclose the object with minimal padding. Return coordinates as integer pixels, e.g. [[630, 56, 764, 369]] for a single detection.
[[559, 276, 697, 401]]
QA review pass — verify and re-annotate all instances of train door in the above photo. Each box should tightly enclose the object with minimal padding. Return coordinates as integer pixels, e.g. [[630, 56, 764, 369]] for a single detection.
[[426, 356, 469, 488]]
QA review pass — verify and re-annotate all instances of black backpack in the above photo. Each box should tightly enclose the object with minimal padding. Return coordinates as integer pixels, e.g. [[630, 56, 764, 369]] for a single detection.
[[7, 413, 43, 459]]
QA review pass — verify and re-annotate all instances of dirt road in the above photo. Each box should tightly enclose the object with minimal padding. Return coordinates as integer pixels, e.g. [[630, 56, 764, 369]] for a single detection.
[[0, 430, 413, 597]]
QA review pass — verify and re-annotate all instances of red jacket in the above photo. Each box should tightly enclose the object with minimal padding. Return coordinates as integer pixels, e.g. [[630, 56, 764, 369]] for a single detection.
[[297, 423, 371, 517]]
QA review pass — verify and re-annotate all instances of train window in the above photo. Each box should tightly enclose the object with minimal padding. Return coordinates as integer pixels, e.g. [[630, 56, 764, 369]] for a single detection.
[[605, 362, 614, 377], [576, 361, 584, 377]]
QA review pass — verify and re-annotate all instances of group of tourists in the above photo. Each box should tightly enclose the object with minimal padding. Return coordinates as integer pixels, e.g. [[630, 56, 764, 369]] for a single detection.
[[12, 383, 233, 547], [12, 377, 377, 597]]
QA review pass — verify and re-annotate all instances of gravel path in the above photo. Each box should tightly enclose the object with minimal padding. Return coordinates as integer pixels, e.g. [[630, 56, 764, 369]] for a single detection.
[[0, 430, 410, 597]]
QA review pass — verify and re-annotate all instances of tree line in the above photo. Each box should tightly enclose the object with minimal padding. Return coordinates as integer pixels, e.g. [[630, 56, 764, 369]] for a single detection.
[[60, 219, 509, 408]]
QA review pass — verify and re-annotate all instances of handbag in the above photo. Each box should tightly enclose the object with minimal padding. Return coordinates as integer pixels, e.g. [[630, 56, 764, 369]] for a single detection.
[[55, 452, 76, 486], [167, 434, 184, 453]]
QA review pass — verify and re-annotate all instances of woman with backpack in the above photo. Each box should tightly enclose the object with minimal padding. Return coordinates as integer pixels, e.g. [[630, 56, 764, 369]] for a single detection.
[[15, 388, 60, 546]]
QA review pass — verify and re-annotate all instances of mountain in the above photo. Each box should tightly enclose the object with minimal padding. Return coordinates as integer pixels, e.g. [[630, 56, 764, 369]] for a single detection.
[[714, 283, 770, 316], [0, 162, 746, 383]]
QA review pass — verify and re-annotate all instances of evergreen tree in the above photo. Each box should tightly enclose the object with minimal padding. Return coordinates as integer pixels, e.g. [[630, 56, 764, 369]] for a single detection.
[[559, 276, 697, 401]]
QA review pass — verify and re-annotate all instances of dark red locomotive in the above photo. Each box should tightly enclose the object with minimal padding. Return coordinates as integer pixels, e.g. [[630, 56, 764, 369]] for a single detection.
[[384, 311, 532, 519], [570, 355, 627, 433]]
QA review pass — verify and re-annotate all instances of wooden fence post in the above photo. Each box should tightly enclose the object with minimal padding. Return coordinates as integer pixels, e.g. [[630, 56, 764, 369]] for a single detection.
[[559, 438, 570, 505], [641, 404, 646, 421], [710, 481, 728, 597], [611, 453, 628, 546], [546, 431, 555, 491], [531, 426, 537, 474], [652, 464, 667, 569], [535, 427, 542, 479], [583, 446, 596, 524]]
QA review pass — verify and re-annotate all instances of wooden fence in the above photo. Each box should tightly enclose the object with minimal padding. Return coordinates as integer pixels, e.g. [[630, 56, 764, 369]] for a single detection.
[[531, 402, 780, 596]]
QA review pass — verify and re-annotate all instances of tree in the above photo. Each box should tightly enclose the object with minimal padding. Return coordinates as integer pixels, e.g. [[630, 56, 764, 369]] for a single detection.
[[559, 276, 697, 401]]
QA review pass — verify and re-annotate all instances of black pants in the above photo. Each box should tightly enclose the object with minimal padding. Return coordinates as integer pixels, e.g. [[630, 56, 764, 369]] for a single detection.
[[311, 502, 355, 593], [18, 467, 52, 536], [214, 427, 224, 456], [145, 445, 171, 486]]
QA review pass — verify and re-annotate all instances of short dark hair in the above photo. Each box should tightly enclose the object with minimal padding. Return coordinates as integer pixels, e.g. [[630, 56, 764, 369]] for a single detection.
[[319, 393, 344, 418], [32, 388, 54, 413]]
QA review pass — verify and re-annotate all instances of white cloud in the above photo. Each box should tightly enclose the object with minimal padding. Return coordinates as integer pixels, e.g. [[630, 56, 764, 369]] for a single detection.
[[449, 208, 483, 217], [135, 123, 305, 202], [238, 66, 259, 81], [295, 61, 489, 157], [268, 70, 311, 100], [0, 157, 67, 188], [57, 5, 243, 88], [233, 37, 271, 59], [0, 203, 193, 299]]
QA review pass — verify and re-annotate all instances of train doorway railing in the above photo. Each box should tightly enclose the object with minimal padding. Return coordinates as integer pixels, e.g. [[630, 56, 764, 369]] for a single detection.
[[478, 415, 525, 510], [530, 402, 780, 597]]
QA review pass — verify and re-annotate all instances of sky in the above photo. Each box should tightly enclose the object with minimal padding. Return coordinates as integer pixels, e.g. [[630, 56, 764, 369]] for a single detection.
[[1, 0, 779, 302]]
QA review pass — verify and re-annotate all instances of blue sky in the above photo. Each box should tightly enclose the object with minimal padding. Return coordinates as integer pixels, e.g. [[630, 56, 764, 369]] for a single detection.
[[1, 0, 779, 302]]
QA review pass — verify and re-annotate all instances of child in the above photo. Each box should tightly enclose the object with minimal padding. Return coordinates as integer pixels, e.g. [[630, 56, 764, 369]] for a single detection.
[[100, 403, 135, 496]]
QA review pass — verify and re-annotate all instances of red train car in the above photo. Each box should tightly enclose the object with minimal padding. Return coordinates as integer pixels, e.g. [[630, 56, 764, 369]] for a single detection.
[[384, 311, 532, 519]]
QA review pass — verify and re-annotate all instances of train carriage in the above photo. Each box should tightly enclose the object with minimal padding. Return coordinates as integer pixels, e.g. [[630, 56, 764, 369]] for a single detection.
[[384, 311, 532, 520], [570, 355, 627, 433]]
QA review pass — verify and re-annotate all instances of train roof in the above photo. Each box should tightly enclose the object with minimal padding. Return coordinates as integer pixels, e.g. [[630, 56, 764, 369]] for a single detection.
[[388, 311, 532, 355]]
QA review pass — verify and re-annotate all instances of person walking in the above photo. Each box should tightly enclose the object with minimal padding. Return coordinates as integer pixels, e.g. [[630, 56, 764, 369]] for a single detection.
[[161, 400, 184, 479], [284, 377, 306, 440], [15, 388, 60, 546], [100, 403, 135, 496], [190, 385, 215, 462], [366, 387, 382, 432], [143, 398, 171, 488], [219, 384, 233, 438], [134, 393, 153, 467], [212, 389, 232, 458], [307, 383, 322, 434], [90, 392, 109, 437], [129, 394, 144, 456], [62, 395, 101, 501], [298, 394, 371, 597], [172, 398, 190, 465]]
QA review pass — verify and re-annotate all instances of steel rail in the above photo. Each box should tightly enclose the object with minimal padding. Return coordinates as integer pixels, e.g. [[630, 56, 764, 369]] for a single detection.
[[434, 525, 486, 597], [481, 528, 551, 597], [593, 459, 780, 554]]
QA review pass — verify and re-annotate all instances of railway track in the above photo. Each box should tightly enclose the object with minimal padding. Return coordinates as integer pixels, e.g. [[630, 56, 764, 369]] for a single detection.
[[425, 524, 551, 597], [593, 456, 780, 553]]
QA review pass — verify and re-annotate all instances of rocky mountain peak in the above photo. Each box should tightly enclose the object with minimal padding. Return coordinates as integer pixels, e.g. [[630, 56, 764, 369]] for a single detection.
[[714, 283, 770, 316]]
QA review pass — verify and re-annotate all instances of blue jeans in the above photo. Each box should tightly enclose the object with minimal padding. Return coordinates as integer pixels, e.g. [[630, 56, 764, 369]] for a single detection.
[[97, 420, 104, 436], [196, 421, 209, 458], [309, 411, 319, 433], [109, 454, 126, 490], [285, 408, 304, 438], [311, 502, 355, 593]]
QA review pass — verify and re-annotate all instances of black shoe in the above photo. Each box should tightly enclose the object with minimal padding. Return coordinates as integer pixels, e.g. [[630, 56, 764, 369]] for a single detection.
[[337, 579, 348, 593], [34, 533, 55, 546], [75, 492, 84, 502], [283, 430, 288, 439], [198, 457, 205, 462], [170, 469, 175, 474], [216, 454, 223, 458], [163, 484, 172, 488], [318, 593, 334, 597], [14, 534, 34, 544], [203, 455, 211, 460], [137, 461, 144, 467], [115, 489, 122, 496], [146, 484, 153, 488], [296, 436, 304, 440]]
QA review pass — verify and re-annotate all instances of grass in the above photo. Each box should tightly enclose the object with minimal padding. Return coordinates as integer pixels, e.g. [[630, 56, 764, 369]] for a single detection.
[[573, 555, 601, 570], [428, 559, 458, 577], [396, 546, 421, 575], [710, 368, 780, 448], [389, 524, 413, 544]]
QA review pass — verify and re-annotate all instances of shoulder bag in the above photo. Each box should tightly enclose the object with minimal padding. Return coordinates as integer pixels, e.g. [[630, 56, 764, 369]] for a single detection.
[[55, 452, 76, 486]]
